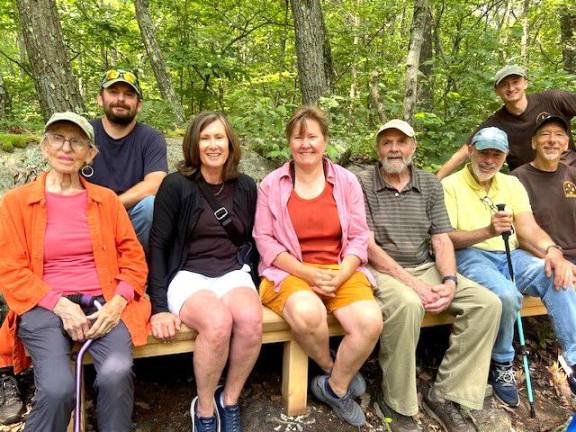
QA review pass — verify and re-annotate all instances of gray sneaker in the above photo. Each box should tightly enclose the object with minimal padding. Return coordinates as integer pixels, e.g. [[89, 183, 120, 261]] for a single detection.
[[373, 392, 420, 432], [329, 350, 367, 398], [311, 375, 366, 427], [422, 387, 474, 432], [0, 374, 23, 425]]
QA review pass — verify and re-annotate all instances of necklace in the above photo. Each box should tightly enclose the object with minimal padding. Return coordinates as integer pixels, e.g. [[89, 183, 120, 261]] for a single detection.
[[213, 182, 225, 197]]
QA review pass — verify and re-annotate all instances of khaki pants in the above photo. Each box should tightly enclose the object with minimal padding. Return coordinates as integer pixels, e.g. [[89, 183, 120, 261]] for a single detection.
[[371, 262, 501, 416]]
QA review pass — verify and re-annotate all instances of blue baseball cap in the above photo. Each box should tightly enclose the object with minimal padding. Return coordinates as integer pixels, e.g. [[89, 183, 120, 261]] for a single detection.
[[471, 127, 509, 153]]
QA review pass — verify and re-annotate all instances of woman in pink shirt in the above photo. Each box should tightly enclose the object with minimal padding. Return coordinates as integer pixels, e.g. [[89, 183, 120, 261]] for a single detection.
[[253, 106, 383, 427], [0, 112, 149, 432]]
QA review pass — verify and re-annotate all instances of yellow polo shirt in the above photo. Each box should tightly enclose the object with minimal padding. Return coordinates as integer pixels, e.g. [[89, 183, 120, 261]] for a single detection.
[[441, 165, 532, 251]]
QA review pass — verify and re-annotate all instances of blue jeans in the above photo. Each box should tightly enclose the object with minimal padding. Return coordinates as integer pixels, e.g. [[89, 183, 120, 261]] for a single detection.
[[128, 195, 154, 254], [456, 247, 576, 365]]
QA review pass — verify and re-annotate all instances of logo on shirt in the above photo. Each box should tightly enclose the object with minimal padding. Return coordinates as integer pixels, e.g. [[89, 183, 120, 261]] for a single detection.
[[563, 181, 576, 198]]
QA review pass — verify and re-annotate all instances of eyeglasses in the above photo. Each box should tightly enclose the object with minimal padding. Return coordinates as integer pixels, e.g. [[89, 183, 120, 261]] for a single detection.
[[44, 133, 90, 152], [480, 195, 499, 213], [480, 195, 515, 234], [104, 69, 138, 85]]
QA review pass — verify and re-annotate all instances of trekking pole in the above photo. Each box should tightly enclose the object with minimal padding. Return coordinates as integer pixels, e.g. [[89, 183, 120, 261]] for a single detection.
[[496, 204, 536, 417], [67, 294, 104, 432]]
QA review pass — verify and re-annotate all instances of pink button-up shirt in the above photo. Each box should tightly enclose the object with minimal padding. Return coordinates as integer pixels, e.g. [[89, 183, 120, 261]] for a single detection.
[[253, 159, 375, 290]]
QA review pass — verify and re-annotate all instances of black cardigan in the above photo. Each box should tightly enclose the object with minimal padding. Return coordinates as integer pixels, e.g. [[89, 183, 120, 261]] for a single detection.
[[148, 171, 258, 314]]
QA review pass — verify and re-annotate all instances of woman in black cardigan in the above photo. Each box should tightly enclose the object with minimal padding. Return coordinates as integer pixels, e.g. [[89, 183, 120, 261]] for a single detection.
[[148, 112, 262, 432]]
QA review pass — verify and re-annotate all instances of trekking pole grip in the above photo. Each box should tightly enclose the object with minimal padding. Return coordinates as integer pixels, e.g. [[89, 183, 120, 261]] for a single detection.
[[496, 203, 512, 240]]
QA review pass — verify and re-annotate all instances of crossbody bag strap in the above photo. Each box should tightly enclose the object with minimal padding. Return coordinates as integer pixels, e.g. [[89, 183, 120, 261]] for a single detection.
[[197, 179, 244, 247]]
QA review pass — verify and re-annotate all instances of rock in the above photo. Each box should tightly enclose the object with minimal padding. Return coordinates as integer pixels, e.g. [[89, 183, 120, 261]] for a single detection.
[[467, 400, 514, 432]]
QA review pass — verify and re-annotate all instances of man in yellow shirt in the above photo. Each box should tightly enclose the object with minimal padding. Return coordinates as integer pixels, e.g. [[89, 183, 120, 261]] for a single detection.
[[441, 127, 576, 407]]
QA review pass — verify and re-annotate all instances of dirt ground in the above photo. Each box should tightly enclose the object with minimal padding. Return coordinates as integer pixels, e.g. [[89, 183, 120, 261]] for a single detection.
[[1, 316, 575, 432]]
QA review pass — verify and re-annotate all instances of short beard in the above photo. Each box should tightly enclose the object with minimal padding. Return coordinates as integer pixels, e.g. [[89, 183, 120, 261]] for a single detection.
[[470, 163, 496, 183], [103, 106, 137, 125], [380, 154, 413, 175]]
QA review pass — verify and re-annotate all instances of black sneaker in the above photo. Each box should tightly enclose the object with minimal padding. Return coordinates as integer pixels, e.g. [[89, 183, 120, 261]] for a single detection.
[[422, 387, 474, 432], [373, 392, 420, 432], [190, 396, 220, 432], [0, 374, 23, 425], [488, 361, 519, 407], [215, 386, 241, 432]]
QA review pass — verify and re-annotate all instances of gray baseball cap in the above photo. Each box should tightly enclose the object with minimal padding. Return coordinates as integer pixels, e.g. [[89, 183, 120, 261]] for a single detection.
[[376, 119, 416, 139], [494, 65, 527, 87], [471, 127, 509, 153], [44, 112, 95, 145]]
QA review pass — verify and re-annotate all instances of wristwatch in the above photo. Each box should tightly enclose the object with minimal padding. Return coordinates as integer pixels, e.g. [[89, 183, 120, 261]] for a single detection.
[[545, 244, 563, 255], [442, 275, 458, 287]]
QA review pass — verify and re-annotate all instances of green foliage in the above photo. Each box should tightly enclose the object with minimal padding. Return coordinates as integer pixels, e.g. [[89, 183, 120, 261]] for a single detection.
[[0, 133, 39, 153], [1, 0, 575, 168]]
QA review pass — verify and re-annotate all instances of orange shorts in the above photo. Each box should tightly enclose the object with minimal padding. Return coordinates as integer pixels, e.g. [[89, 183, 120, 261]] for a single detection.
[[259, 264, 374, 315]]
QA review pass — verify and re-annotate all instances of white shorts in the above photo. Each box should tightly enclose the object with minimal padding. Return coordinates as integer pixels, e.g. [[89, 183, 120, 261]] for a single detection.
[[167, 264, 256, 316]]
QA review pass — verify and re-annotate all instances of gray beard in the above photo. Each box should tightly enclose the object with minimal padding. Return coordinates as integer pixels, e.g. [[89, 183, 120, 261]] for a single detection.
[[380, 154, 413, 175]]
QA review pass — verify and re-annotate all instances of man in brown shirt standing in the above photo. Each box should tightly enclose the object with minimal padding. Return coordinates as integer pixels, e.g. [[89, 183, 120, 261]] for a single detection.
[[512, 114, 576, 264], [437, 65, 576, 178]]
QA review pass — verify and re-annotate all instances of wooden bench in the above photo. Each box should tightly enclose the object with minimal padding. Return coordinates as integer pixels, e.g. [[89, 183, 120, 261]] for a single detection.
[[69, 296, 547, 431]]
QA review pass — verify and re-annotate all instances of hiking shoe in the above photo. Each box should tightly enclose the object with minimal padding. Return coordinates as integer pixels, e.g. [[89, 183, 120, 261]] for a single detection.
[[373, 392, 420, 432], [422, 387, 474, 432], [488, 361, 519, 407], [215, 386, 241, 432], [0, 374, 23, 425], [311, 374, 366, 427], [329, 349, 367, 398], [190, 395, 220, 432]]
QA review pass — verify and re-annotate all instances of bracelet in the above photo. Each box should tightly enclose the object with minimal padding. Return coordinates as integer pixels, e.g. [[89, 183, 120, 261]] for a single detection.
[[441, 275, 458, 287], [545, 244, 563, 255]]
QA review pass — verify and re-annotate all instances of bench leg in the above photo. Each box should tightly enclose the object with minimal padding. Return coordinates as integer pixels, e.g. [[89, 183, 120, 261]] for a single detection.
[[282, 339, 308, 416]]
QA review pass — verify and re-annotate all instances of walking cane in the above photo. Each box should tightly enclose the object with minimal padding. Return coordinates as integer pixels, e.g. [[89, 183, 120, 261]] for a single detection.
[[67, 294, 104, 432], [496, 204, 536, 417]]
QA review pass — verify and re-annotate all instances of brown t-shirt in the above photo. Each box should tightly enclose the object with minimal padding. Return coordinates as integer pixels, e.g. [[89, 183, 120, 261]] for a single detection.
[[183, 182, 244, 277], [287, 182, 342, 264], [511, 163, 576, 263], [468, 90, 576, 170]]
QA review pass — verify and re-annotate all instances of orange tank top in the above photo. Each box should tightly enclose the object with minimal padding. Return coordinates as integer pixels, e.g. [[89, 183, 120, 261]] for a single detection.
[[287, 182, 342, 264]]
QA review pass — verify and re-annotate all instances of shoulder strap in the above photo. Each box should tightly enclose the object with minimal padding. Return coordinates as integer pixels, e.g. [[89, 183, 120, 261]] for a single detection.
[[197, 179, 244, 247]]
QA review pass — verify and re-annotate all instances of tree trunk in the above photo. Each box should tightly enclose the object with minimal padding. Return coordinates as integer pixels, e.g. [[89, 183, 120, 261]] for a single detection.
[[134, 0, 185, 124], [16, 0, 86, 121], [419, 5, 434, 111], [560, 5, 576, 74], [403, 0, 429, 122], [369, 71, 387, 124], [290, 0, 331, 105], [521, 0, 530, 64], [0, 74, 11, 119]]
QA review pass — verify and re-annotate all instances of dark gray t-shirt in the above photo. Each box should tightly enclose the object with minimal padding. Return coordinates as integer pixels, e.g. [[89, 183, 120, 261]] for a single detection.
[[86, 119, 168, 194], [468, 90, 576, 170]]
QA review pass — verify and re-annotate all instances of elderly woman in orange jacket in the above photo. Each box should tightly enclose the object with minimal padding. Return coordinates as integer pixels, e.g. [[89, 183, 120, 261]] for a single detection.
[[0, 112, 150, 432]]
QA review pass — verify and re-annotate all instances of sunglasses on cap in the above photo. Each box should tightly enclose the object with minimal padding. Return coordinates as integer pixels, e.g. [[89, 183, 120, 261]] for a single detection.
[[103, 69, 138, 85]]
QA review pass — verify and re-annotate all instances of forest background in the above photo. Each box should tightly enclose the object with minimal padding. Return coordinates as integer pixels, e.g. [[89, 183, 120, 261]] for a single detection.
[[0, 0, 575, 171]]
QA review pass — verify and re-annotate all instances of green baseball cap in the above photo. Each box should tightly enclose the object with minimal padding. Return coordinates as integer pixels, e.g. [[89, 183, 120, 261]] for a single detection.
[[44, 112, 95, 145], [471, 127, 509, 153], [101, 68, 142, 98], [494, 65, 527, 87]]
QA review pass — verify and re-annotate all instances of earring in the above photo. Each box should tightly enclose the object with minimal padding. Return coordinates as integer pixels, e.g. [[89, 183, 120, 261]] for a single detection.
[[81, 165, 94, 178]]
